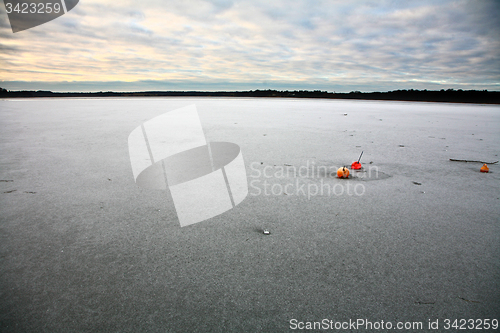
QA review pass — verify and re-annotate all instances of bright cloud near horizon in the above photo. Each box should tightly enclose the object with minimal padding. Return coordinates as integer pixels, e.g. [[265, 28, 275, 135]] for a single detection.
[[0, 0, 499, 92]]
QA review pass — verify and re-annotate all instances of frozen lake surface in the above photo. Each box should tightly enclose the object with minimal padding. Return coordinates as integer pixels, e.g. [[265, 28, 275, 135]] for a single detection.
[[1, 98, 499, 332]]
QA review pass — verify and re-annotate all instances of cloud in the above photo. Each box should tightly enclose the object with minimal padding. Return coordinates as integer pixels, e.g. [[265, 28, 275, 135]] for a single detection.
[[0, 0, 498, 91]]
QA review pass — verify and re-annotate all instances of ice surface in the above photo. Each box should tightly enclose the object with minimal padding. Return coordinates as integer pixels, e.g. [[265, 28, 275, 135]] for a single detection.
[[1, 97, 499, 331]]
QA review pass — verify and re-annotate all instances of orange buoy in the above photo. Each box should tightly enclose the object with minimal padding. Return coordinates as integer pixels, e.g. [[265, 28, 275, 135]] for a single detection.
[[351, 161, 362, 170], [337, 167, 350, 178], [480, 164, 489, 173]]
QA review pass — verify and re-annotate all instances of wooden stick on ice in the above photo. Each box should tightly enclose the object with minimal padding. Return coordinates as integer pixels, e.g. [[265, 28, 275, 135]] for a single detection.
[[449, 159, 498, 164]]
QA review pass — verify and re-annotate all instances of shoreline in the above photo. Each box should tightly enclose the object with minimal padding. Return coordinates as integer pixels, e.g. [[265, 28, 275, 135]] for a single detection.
[[1, 89, 499, 104]]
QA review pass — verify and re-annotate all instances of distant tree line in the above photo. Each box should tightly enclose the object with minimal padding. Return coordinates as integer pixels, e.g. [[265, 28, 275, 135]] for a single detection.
[[0, 87, 498, 104]]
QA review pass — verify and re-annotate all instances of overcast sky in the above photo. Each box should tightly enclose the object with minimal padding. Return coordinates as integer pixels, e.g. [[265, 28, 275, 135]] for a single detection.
[[0, 0, 499, 92]]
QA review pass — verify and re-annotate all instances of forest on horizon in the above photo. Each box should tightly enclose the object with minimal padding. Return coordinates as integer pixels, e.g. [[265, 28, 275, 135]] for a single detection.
[[1, 88, 499, 104]]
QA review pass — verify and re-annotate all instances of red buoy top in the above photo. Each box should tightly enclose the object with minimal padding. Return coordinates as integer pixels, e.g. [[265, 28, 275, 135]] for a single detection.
[[351, 161, 362, 170]]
